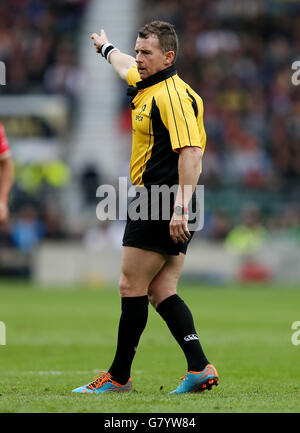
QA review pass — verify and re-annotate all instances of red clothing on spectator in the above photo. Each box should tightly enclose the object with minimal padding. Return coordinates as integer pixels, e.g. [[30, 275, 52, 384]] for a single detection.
[[0, 122, 10, 159]]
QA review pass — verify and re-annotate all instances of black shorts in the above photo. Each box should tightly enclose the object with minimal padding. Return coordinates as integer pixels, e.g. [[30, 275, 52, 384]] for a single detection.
[[122, 190, 196, 256]]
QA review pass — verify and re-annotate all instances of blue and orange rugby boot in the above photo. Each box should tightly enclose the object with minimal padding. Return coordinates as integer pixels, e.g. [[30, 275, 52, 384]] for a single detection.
[[170, 364, 219, 394], [72, 371, 132, 394]]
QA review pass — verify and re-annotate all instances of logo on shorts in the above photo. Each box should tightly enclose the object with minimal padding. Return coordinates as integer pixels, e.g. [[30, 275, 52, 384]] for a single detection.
[[184, 334, 199, 342]]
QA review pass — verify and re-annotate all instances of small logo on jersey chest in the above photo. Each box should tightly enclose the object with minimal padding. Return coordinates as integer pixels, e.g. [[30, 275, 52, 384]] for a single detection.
[[136, 104, 147, 121]]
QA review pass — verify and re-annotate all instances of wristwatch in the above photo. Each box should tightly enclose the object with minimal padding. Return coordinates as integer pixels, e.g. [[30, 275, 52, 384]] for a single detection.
[[173, 205, 188, 216]]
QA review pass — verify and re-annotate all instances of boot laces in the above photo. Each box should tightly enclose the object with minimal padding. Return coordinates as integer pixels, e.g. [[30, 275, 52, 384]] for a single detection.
[[87, 371, 111, 390]]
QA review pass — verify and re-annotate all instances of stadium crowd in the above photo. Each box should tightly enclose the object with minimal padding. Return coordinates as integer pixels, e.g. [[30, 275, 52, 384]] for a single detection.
[[0, 0, 300, 273], [0, 0, 88, 98]]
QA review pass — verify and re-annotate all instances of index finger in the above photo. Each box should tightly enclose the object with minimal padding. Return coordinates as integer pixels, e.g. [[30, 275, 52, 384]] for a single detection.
[[182, 221, 191, 238], [184, 229, 191, 238]]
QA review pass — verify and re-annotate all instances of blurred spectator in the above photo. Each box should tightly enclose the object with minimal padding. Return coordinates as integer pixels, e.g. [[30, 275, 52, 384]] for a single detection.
[[11, 205, 45, 252], [43, 42, 86, 101], [0, 219, 14, 248], [225, 203, 268, 255], [80, 163, 102, 206], [43, 206, 67, 240], [207, 208, 232, 241], [224, 120, 273, 188]]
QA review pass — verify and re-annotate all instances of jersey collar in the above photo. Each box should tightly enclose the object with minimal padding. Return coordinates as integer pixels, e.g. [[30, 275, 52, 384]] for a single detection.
[[136, 65, 177, 90]]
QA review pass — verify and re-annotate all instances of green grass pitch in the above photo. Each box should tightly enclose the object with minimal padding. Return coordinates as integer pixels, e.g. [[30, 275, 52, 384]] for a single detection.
[[0, 280, 299, 413]]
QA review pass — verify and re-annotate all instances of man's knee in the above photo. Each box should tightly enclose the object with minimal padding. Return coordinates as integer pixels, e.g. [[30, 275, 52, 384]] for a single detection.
[[148, 284, 176, 309], [119, 272, 147, 297], [147, 291, 156, 308]]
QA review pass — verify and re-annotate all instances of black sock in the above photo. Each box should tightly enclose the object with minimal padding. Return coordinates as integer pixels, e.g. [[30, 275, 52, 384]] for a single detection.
[[156, 294, 209, 372], [108, 295, 148, 384]]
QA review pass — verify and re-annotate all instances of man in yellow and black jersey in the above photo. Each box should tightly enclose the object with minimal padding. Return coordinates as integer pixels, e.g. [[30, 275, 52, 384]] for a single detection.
[[72, 21, 218, 395], [127, 63, 206, 188]]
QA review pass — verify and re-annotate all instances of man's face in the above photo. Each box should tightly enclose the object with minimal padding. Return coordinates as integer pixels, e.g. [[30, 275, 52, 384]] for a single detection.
[[135, 35, 173, 80]]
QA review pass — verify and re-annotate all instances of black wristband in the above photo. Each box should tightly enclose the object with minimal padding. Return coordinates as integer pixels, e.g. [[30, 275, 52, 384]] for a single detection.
[[100, 43, 119, 63], [103, 45, 115, 59]]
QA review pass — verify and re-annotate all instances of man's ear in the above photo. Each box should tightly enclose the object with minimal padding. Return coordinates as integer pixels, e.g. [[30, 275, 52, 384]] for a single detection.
[[164, 50, 175, 66]]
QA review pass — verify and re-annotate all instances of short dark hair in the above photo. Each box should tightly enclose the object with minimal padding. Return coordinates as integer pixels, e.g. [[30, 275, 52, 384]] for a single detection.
[[138, 21, 178, 62]]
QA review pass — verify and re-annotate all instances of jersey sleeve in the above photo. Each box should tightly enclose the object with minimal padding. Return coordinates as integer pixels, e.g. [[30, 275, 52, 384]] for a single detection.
[[126, 66, 141, 86], [159, 84, 206, 153], [0, 122, 10, 159]]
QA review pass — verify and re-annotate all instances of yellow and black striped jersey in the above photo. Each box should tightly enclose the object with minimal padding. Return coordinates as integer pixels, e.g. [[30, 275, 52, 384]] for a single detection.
[[126, 65, 206, 187]]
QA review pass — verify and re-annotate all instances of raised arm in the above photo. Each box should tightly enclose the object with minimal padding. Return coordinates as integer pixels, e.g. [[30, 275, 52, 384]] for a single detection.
[[91, 29, 136, 81]]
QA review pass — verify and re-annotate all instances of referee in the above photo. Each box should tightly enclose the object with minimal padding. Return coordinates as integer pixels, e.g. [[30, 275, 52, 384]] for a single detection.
[[73, 21, 218, 394]]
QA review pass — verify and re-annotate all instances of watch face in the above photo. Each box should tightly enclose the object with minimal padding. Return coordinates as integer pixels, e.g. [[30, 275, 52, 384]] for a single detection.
[[174, 205, 183, 215]]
